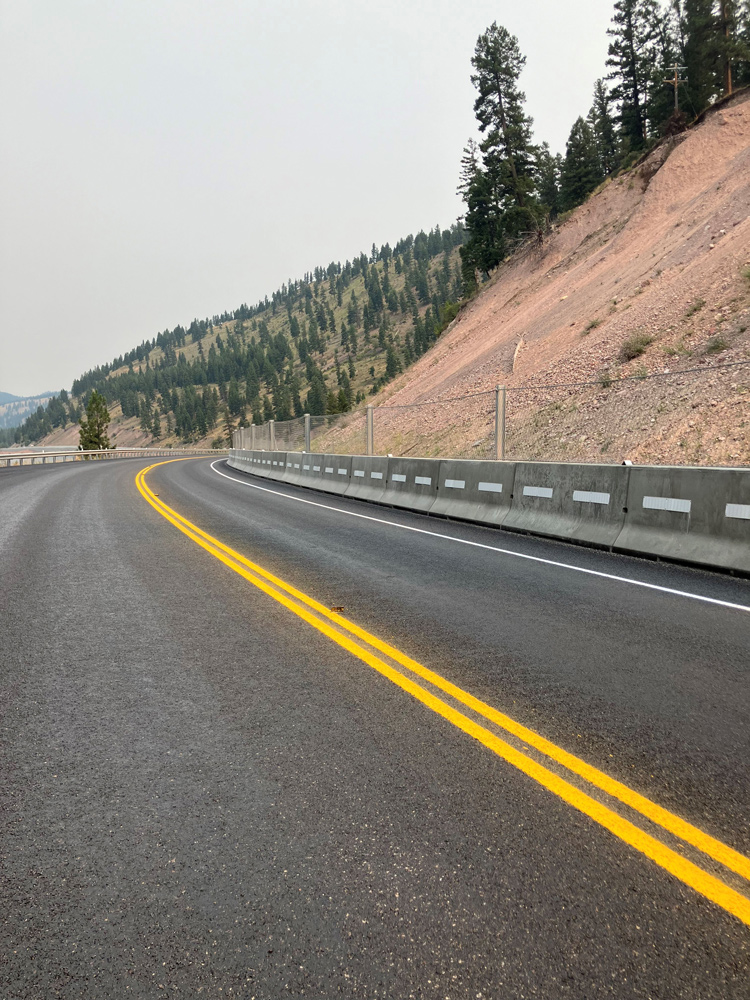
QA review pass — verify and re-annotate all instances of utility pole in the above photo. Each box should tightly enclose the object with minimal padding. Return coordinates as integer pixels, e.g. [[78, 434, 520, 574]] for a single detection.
[[663, 65, 687, 111]]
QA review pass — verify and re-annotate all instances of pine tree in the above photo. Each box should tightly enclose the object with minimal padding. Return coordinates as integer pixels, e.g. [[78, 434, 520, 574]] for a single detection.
[[460, 23, 541, 287], [717, 0, 750, 90], [588, 79, 619, 175], [385, 345, 401, 380], [560, 117, 604, 210], [536, 143, 562, 217], [675, 0, 719, 111], [471, 22, 538, 218], [78, 389, 111, 451], [606, 0, 661, 151], [152, 407, 161, 440]]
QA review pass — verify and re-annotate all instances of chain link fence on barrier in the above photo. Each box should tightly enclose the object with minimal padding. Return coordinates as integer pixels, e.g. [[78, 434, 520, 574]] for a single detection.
[[236, 359, 750, 467]]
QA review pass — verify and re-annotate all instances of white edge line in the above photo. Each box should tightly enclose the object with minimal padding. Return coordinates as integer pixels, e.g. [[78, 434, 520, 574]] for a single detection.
[[207, 462, 750, 615]]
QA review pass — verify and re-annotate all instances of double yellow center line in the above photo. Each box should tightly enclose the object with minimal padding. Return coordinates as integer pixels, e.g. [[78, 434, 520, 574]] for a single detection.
[[136, 459, 750, 927]]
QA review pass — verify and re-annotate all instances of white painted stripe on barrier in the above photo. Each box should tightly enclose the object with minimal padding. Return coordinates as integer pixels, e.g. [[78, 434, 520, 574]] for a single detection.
[[478, 482, 503, 494], [643, 496, 691, 513], [313, 465, 321, 472], [444, 479, 466, 489], [325, 467, 334, 474], [371, 471, 384, 480], [524, 486, 554, 499], [726, 503, 750, 520], [338, 468, 348, 475], [354, 470, 365, 477], [392, 474, 406, 482], [415, 476, 432, 486], [573, 490, 611, 505]]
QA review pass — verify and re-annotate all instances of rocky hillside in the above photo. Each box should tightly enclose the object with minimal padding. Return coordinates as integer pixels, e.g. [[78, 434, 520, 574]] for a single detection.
[[369, 91, 750, 467]]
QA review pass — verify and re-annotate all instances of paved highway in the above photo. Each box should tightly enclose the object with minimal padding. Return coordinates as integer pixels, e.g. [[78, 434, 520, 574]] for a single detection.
[[1, 457, 749, 998]]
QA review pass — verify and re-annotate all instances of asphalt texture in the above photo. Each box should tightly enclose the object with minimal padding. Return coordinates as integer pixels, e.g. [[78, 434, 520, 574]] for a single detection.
[[1, 456, 749, 999]]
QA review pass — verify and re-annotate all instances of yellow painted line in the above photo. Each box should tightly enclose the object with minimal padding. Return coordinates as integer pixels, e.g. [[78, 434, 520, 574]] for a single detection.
[[137, 462, 750, 884], [136, 460, 750, 927]]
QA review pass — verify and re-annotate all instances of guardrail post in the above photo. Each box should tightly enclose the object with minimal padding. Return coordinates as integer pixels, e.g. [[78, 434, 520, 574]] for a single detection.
[[366, 405, 374, 456], [495, 385, 506, 461], [304, 413, 311, 452], [269, 420, 276, 450]]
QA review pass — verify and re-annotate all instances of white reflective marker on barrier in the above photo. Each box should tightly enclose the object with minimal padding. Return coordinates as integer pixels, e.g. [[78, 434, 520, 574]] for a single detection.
[[415, 477, 432, 486], [354, 470, 365, 477], [313, 466, 321, 472], [643, 496, 691, 513], [294, 463, 300, 469], [371, 471, 384, 480], [392, 474, 406, 482], [325, 467, 334, 474], [444, 479, 466, 489], [303, 465, 310, 470], [573, 490, 611, 505], [523, 486, 554, 499], [478, 482, 503, 493], [338, 468, 348, 475], [726, 503, 750, 520]]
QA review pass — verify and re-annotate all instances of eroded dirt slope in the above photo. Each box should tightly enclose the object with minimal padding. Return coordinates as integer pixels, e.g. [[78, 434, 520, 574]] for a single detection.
[[376, 92, 750, 466]]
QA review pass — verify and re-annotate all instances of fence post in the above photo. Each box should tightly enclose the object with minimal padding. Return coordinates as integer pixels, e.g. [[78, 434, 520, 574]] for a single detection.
[[494, 385, 506, 461], [251, 424, 256, 449], [304, 413, 311, 452], [269, 419, 276, 450], [366, 405, 374, 456]]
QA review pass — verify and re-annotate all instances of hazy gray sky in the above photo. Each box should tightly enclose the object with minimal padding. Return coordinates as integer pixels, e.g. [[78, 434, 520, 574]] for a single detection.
[[1, 0, 613, 396]]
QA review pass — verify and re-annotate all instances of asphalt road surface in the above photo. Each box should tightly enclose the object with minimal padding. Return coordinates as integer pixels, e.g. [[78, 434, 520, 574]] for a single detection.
[[1, 456, 749, 999]]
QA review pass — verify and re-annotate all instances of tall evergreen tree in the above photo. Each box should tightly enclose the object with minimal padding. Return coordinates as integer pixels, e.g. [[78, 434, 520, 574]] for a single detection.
[[536, 143, 563, 218], [78, 389, 111, 450], [460, 23, 540, 287], [471, 22, 539, 227], [588, 79, 620, 175], [606, 0, 661, 151], [675, 0, 719, 111], [560, 118, 604, 210]]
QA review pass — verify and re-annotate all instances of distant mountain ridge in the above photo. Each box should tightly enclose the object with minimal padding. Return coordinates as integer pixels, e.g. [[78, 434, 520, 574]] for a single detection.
[[0, 392, 56, 429]]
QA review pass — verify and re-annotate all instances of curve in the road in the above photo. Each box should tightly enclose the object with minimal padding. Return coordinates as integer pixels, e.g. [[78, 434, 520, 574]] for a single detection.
[[137, 458, 750, 928]]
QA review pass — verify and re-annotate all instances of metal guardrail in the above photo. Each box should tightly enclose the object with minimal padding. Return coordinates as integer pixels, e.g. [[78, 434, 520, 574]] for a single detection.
[[0, 447, 226, 469]]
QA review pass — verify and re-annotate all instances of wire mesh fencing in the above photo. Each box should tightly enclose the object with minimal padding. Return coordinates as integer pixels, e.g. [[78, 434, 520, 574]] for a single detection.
[[504, 362, 750, 466], [236, 359, 750, 467], [373, 391, 497, 460]]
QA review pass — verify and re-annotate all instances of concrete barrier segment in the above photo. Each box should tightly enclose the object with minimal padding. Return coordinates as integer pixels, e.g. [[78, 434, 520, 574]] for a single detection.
[[431, 460, 517, 526], [614, 466, 750, 573], [380, 458, 440, 512], [503, 462, 630, 548], [317, 454, 352, 495], [344, 456, 389, 504]]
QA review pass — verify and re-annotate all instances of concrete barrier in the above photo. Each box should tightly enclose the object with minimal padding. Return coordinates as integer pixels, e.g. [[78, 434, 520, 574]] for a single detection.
[[229, 449, 749, 575], [344, 456, 389, 504], [614, 465, 750, 572], [503, 462, 630, 548], [316, 454, 352, 496], [431, 459, 516, 527], [281, 451, 307, 486], [291, 452, 326, 489], [380, 458, 440, 513]]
